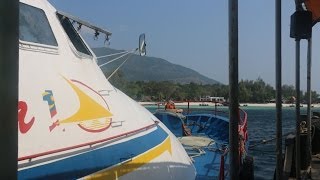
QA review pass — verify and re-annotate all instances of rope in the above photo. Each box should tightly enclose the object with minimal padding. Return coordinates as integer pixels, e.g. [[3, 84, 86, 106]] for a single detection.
[[107, 50, 137, 80], [249, 126, 316, 152], [99, 49, 136, 68], [250, 149, 277, 154], [249, 131, 294, 150], [96, 50, 132, 59]]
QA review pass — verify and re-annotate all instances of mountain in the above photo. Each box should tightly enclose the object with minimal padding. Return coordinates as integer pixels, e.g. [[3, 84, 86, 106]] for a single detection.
[[93, 47, 221, 85]]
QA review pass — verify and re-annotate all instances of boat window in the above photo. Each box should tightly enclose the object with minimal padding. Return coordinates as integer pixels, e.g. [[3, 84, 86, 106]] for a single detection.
[[57, 13, 91, 56], [19, 3, 58, 46]]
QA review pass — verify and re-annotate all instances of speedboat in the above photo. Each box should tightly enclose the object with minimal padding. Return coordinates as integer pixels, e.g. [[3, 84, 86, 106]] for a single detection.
[[17, 0, 196, 179], [154, 108, 253, 179]]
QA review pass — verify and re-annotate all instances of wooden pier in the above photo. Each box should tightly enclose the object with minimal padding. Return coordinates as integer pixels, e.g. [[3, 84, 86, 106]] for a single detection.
[[286, 152, 320, 179], [311, 154, 320, 179]]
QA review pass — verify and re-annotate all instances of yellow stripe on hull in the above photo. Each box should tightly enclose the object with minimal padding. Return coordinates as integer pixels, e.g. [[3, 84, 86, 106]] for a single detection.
[[84, 136, 172, 179]]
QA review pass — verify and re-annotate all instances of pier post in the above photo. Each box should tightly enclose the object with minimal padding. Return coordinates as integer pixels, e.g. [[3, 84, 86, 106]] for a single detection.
[[275, 0, 283, 179], [290, 2, 312, 177], [306, 37, 312, 168], [0, 0, 19, 179], [295, 39, 301, 179], [228, 0, 239, 179]]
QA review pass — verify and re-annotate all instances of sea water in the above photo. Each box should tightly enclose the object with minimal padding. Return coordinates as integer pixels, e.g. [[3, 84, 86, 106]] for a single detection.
[[145, 105, 319, 180]]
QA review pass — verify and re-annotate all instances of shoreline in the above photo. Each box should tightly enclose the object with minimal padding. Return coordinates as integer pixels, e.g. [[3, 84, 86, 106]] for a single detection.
[[138, 102, 320, 108]]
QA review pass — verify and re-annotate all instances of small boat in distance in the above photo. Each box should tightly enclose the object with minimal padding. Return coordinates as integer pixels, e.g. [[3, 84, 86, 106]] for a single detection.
[[199, 103, 209, 106]]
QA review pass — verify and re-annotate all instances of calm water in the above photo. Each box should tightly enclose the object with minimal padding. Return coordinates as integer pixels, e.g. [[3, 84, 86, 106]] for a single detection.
[[145, 105, 319, 180]]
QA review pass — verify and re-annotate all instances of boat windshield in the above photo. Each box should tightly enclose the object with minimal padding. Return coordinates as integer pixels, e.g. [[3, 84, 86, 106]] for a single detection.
[[57, 13, 92, 56], [19, 3, 58, 46]]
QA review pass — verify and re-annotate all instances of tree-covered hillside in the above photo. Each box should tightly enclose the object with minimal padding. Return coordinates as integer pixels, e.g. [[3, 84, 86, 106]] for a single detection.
[[109, 72, 320, 103], [93, 47, 220, 85]]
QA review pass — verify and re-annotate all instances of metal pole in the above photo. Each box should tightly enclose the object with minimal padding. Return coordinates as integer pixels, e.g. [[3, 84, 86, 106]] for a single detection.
[[215, 101, 217, 117], [229, 0, 239, 179], [187, 100, 190, 115], [295, 39, 301, 179], [306, 37, 312, 168], [0, 0, 19, 179], [275, 0, 283, 179]]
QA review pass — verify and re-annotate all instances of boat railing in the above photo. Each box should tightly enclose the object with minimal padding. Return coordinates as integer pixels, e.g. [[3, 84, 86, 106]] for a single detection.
[[18, 122, 157, 162], [183, 108, 228, 117], [182, 107, 248, 141]]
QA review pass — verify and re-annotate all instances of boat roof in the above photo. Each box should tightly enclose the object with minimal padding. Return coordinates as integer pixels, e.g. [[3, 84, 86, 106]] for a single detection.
[[57, 11, 112, 37]]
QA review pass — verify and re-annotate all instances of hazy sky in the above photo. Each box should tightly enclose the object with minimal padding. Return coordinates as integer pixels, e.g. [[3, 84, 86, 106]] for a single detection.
[[49, 0, 320, 91]]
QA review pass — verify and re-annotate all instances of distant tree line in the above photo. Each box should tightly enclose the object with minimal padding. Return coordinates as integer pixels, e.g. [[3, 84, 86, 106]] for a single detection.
[[108, 71, 320, 103]]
